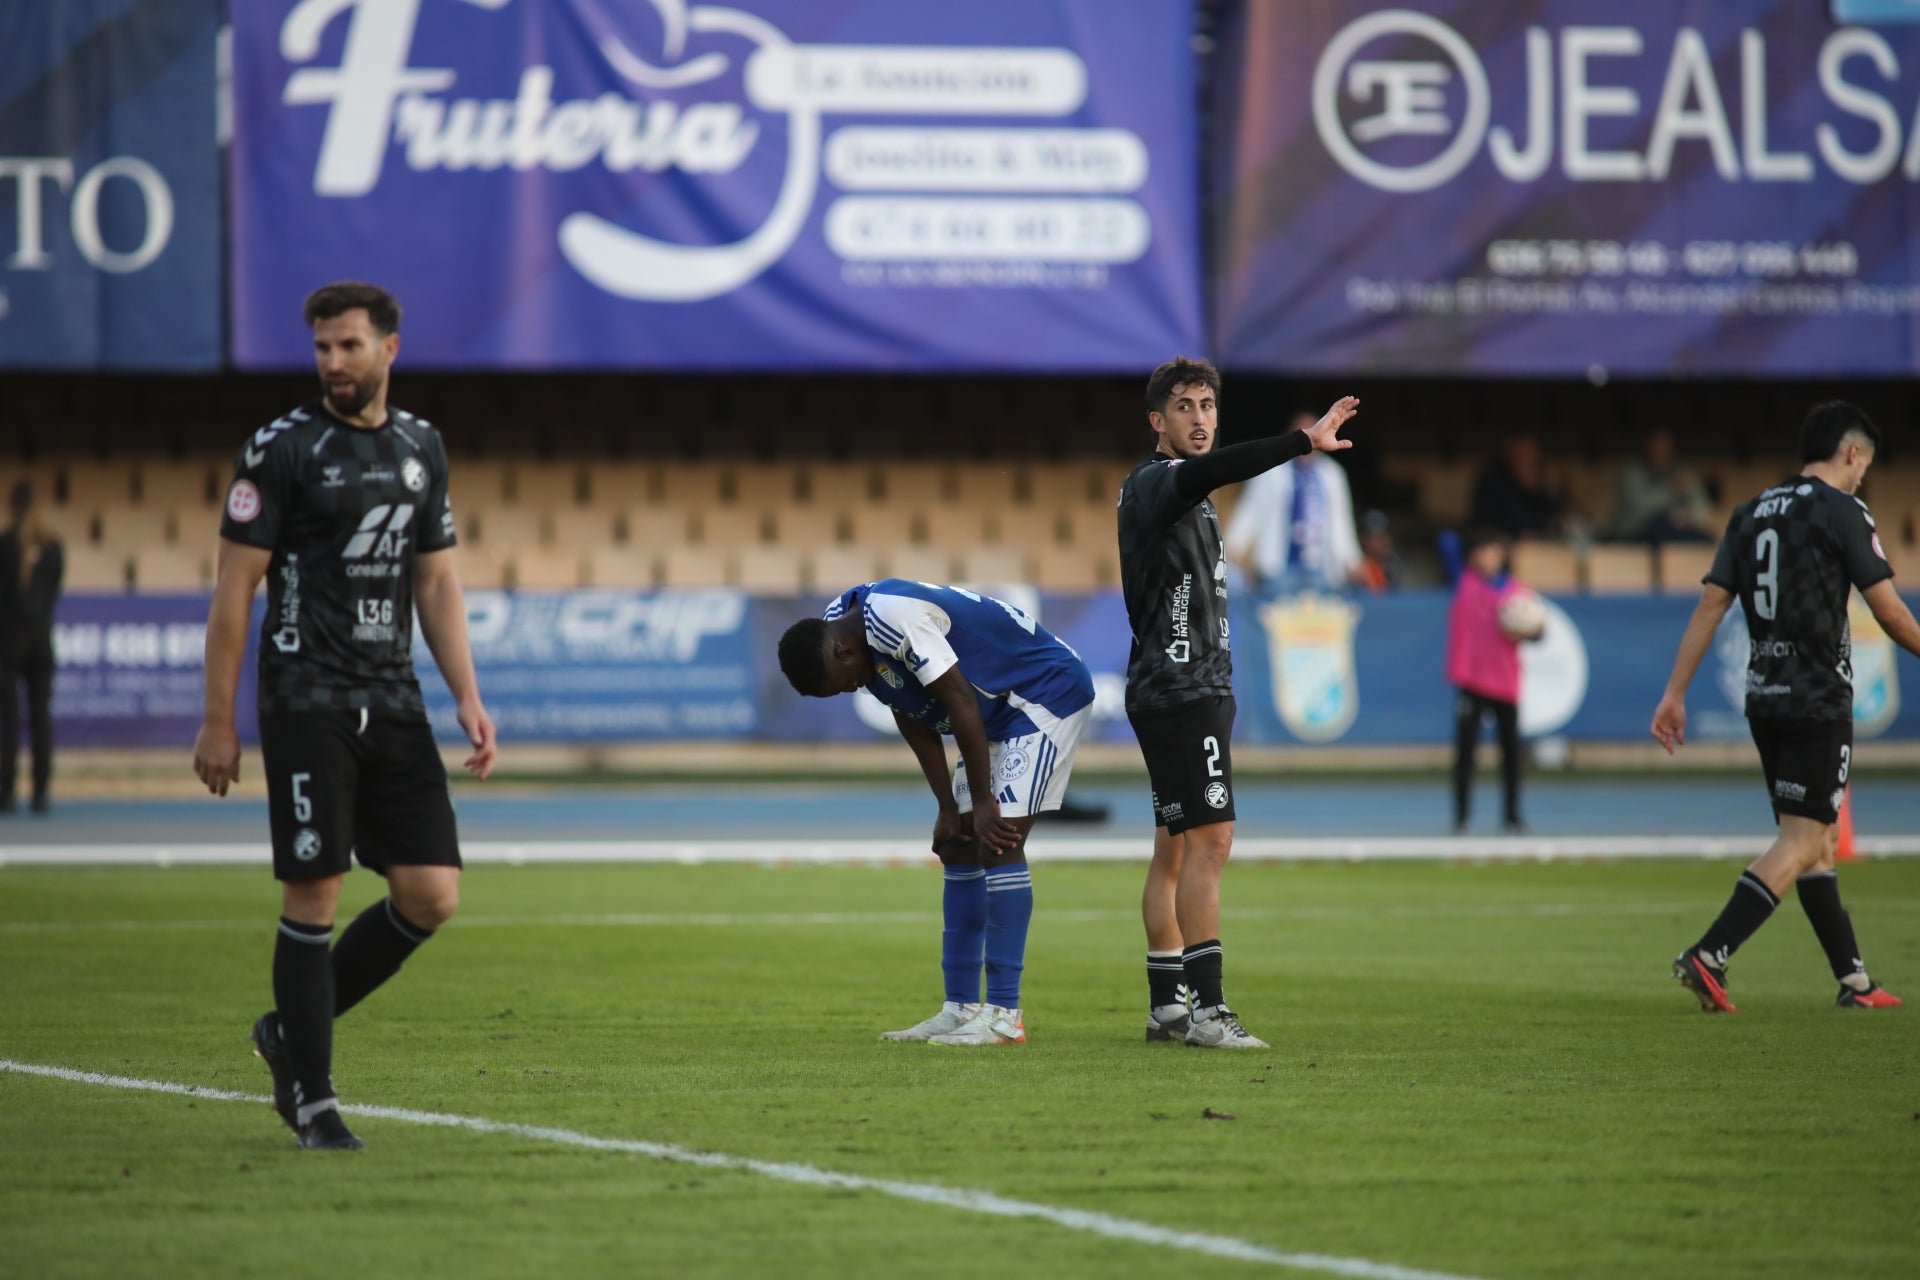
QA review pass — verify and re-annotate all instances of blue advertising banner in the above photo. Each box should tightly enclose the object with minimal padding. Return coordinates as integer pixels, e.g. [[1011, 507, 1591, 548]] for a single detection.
[[1214, 1, 1920, 376], [48, 586, 1920, 751], [0, 0, 222, 369], [413, 589, 757, 742], [50, 595, 224, 748], [229, 0, 1201, 371]]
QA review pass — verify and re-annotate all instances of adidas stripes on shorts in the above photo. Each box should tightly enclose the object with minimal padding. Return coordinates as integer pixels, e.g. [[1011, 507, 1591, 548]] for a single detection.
[[950, 703, 1093, 820]]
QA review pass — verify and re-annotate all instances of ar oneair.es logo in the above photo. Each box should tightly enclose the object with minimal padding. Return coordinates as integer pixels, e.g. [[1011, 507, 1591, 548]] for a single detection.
[[274, 0, 1152, 301]]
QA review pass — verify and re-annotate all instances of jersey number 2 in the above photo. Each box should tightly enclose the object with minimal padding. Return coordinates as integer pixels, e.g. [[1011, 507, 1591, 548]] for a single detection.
[[1753, 529, 1779, 621], [1202, 736, 1222, 777]]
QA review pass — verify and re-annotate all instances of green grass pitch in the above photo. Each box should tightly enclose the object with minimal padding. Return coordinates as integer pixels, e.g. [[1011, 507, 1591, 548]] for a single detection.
[[2, 858, 1916, 1279]]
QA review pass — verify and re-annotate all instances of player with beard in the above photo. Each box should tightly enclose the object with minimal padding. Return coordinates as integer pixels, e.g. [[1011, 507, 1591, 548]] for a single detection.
[[1119, 356, 1358, 1048], [193, 281, 498, 1149]]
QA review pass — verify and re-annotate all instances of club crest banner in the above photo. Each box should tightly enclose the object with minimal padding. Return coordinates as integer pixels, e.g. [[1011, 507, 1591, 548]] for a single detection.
[[229, 0, 1202, 370]]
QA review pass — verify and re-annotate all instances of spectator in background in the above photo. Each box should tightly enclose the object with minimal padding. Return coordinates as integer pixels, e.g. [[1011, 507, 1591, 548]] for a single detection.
[[1608, 427, 1713, 544], [1445, 528, 1541, 834], [1470, 433, 1562, 540], [1224, 411, 1364, 592], [1357, 509, 1400, 594], [0, 480, 63, 814]]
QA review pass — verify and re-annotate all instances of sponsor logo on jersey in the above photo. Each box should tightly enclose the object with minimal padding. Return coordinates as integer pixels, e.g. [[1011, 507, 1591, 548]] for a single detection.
[[1774, 779, 1808, 802], [1204, 781, 1229, 809], [293, 828, 323, 861], [1259, 590, 1361, 743], [322, 465, 346, 487], [402, 456, 427, 492], [226, 479, 262, 522], [342, 503, 416, 560]]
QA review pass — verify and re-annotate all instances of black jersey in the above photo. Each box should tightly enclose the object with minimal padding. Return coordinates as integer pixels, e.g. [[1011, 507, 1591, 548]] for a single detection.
[[219, 401, 458, 716], [1705, 473, 1892, 722], [1117, 452, 1231, 713]]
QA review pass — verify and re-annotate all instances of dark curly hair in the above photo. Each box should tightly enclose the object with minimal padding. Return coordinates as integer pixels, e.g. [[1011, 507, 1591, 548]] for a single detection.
[[778, 618, 834, 697], [1145, 355, 1221, 415], [304, 280, 401, 335]]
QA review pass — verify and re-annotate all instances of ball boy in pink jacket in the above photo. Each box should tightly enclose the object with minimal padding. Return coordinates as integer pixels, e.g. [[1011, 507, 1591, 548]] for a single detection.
[[1446, 530, 1545, 833]]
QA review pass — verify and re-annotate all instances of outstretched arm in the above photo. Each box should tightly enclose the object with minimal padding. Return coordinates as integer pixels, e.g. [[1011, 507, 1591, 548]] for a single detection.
[[415, 548, 497, 779], [1173, 396, 1360, 499], [1651, 583, 1735, 754]]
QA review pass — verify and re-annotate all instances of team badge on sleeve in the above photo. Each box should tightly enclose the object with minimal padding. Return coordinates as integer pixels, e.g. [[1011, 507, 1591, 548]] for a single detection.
[[402, 457, 427, 492], [226, 479, 262, 523]]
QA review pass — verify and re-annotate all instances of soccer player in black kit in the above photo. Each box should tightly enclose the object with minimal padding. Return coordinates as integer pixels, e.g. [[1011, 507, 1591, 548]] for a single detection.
[[1653, 402, 1906, 1012], [1119, 356, 1359, 1048], [193, 282, 498, 1148]]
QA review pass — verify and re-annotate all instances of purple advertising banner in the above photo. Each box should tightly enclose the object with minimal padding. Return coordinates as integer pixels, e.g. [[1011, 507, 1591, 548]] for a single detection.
[[229, 0, 1201, 371], [0, 0, 222, 369], [1214, 1, 1920, 376]]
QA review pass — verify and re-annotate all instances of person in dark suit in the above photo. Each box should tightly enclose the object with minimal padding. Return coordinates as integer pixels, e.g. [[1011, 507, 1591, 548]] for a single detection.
[[1, 480, 62, 813]]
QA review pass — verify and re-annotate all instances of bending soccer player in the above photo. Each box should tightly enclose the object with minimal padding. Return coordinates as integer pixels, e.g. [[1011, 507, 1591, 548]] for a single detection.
[[1653, 401, 1904, 1012], [779, 579, 1095, 1046], [194, 281, 498, 1149], [1118, 356, 1359, 1048]]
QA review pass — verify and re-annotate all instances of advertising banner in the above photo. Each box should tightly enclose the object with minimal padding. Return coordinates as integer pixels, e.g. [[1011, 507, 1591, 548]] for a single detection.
[[1215, 1, 1920, 376], [413, 588, 757, 742], [49, 586, 1920, 750], [229, 0, 1201, 371], [0, 0, 222, 369]]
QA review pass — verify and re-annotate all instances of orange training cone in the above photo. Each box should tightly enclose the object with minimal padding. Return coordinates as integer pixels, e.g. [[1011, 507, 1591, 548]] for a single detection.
[[1837, 786, 1858, 862]]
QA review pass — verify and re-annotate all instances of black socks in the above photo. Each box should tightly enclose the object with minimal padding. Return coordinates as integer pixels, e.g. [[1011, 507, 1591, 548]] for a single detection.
[[273, 917, 337, 1119], [333, 898, 435, 1017]]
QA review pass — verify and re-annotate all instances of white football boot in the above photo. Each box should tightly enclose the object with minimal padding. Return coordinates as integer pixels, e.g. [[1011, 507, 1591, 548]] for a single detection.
[[880, 1001, 981, 1041], [1184, 1005, 1269, 1049], [927, 1004, 1027, 1046]]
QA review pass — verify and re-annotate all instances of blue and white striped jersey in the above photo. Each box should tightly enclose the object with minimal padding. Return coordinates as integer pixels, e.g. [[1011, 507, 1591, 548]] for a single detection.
[[824, 579, 1094, 740]]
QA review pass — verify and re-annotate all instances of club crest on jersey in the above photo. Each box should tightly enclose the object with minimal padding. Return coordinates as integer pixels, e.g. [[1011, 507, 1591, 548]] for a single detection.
[[874, 660, 904, 689], [1204, 781, 1229, 809], [1847, 591, 1900, 737], [1259, 591, 1361, 743], [402, 456, 427, 492], [293, 828, 323, 861], [997, 747, 1031, 781], [226, 479, 262, 523]]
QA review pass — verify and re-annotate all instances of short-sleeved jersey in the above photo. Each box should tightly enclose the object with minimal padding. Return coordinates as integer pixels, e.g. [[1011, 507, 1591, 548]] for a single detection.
[[1706, 474, 1892, 721], [1116, 453, 1230, 714], [824, 579, 1093, 740], [219, 401, 458, 716]]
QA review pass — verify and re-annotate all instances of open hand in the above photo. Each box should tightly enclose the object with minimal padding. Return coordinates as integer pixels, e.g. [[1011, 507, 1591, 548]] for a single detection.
[[1305, 396, 1361, 452]]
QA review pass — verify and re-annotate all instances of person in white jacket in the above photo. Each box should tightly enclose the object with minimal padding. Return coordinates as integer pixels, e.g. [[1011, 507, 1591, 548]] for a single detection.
[[1224, 412, 1365, 592]]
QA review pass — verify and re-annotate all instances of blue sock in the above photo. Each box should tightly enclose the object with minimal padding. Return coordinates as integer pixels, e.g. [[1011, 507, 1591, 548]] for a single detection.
[[983, 862, 1034, 1009], [941, 867, 987, 1005]]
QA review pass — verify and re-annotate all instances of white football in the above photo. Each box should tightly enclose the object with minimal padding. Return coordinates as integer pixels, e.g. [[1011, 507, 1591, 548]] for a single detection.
[[1498, 589, 1547, 638]]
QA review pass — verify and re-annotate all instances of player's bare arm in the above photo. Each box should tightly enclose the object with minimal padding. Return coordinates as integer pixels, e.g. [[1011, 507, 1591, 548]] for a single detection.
[[414, 547, 497, 779], [1862, 579, 1920, 658], [1303, 396, 1361, 452], [923, 664, 1020, 851], [193, 538, 273, 796], [1651, 583, 1735, 754], [895, 711, 968, 850]]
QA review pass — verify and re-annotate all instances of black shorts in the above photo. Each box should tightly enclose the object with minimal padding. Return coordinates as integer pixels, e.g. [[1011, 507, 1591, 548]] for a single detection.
[[259, 708, 461, 882], [1749, 716, 1851, 825], [1127, 695, 1236, 835]]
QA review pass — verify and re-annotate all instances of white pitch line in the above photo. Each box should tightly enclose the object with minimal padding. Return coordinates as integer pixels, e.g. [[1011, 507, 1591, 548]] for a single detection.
[[0, 1057, 1490, 1280], [5, 834, 1920, 867]]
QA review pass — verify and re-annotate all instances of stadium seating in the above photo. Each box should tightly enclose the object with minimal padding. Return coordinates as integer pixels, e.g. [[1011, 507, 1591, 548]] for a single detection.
[[1656, 543, 1718, 594], [1584, 544, 1655, 594], [583, 545, 656, 590], [64, 545, 132, 592], [1511, 541, 1579, 592], [511, 547, 586, 590], [131, 545, 211, 592]]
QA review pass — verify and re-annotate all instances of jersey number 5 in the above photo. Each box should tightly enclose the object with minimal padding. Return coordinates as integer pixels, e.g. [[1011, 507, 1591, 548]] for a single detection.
[[1753, 529, 1779, 621]]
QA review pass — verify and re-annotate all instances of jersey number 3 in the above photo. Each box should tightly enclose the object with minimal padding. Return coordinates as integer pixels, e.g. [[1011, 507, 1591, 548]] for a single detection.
[[1752, 528, 1779, 621]]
